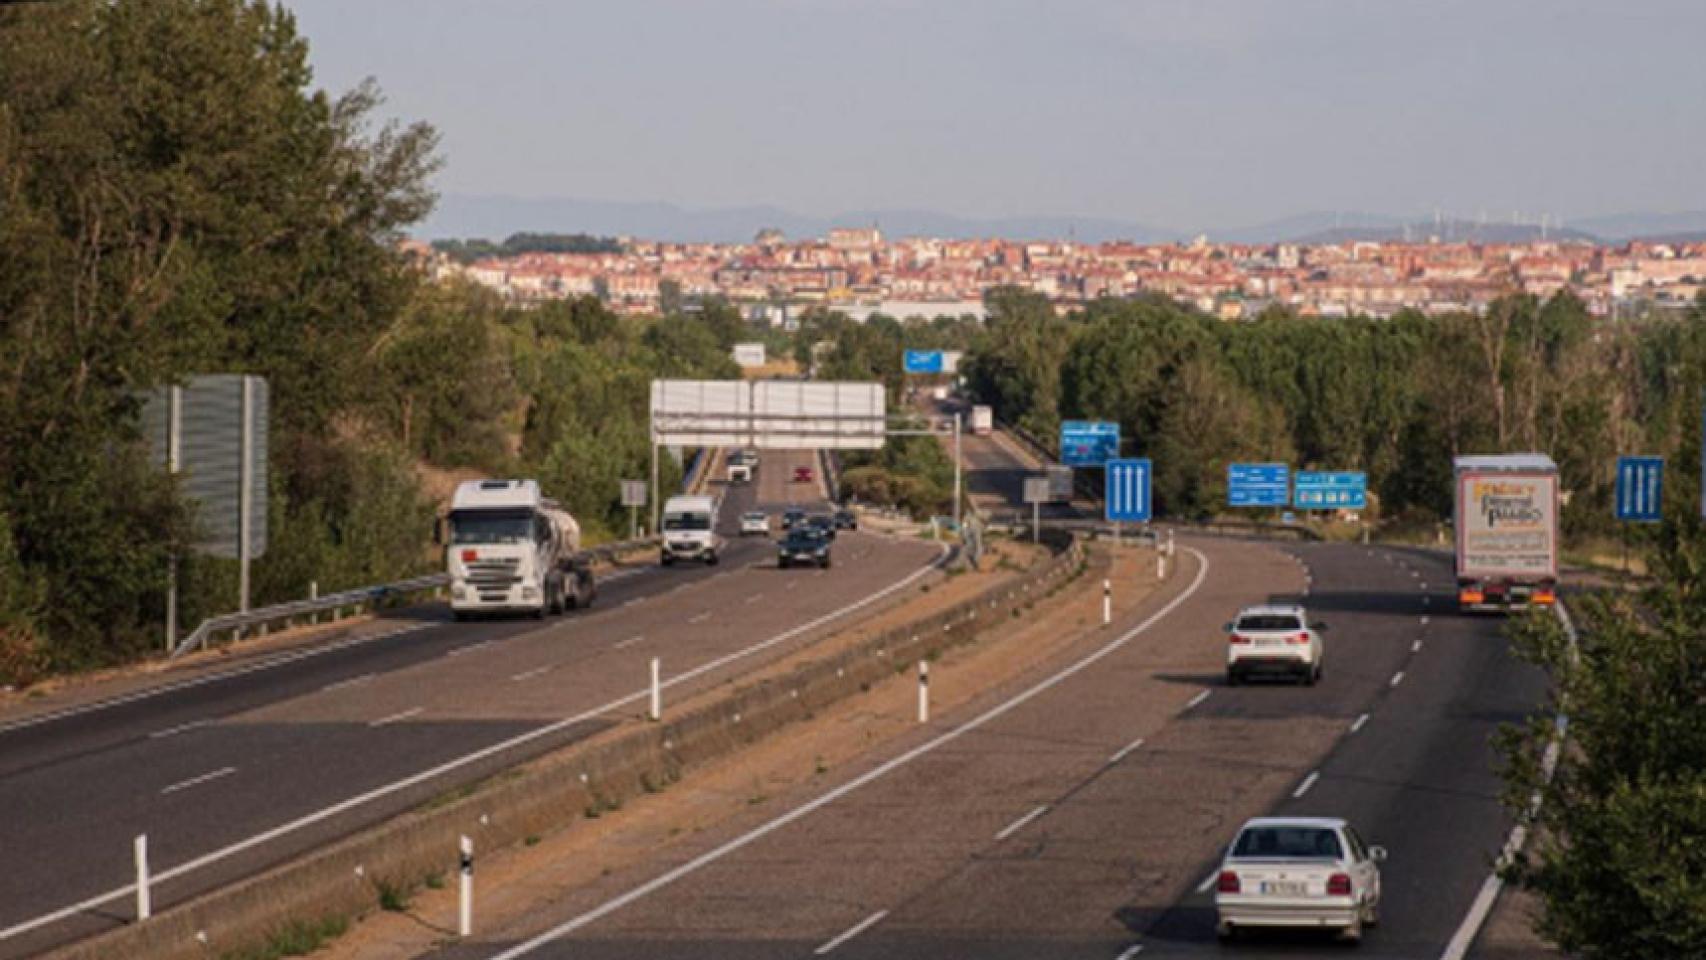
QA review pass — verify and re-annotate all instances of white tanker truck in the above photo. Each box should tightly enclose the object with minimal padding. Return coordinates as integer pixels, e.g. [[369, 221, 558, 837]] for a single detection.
[[444, 479, 597, 620]]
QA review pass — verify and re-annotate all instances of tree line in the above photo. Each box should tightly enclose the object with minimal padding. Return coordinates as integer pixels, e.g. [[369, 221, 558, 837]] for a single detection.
[[431, 232, 623, 264]]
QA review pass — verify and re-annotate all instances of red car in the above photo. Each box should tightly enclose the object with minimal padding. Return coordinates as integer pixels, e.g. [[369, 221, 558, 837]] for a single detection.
[[792, 465, 815, 483]]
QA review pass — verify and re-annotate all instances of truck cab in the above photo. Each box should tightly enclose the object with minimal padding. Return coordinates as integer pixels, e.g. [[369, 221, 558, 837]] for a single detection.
[[662, 494, 722, 566], [446, 479, 581, 619]]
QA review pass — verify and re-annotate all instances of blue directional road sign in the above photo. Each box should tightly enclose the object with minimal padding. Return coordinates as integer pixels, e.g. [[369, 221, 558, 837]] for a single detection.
[[1228, 463, 1289, 507], [1106, 458, 1152, 523], [1615, 456, 1664, 522], [1061, 420, 1120, 467], [903, 350, 945, 374], [1294, 471, 1368, 510]]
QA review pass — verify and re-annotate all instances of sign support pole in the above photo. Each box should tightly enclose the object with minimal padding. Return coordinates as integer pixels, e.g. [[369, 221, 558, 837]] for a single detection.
[[165, 386, 181, 652], [952, 415, 962, 532], [238, 376, 253, 617], [649, 440, 660, 536]]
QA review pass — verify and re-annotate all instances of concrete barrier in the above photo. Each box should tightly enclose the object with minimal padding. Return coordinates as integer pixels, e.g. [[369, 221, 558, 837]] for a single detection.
[[48, 532, 1086, 960]]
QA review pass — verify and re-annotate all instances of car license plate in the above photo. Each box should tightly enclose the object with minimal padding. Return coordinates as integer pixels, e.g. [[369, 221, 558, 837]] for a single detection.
[[1258, 637, 1284, 647], [1261, 881, 1306, 895]]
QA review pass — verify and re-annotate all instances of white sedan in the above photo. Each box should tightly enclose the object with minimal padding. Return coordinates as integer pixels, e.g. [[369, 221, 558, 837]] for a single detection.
[[738, 511, 769, 536], [1215, 816, 1385, 943]]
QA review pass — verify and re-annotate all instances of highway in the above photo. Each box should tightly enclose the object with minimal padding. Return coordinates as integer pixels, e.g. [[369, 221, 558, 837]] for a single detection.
[[0, 449, 944, 958], [426, 538, 1545, 960], [918, 397, 1081, 522]]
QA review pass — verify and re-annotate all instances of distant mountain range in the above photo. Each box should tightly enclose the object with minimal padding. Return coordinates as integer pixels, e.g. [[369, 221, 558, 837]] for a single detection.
[[419, 193, 1706, 246]]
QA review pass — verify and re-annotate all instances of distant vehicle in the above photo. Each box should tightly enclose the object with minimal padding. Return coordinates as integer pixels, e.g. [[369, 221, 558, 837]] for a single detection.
[[1224, 603, 1325, 685], [806, 515, 837, 540], [832, 508, 858, 530], [727, 449, 759, 484], [739, 510, 769, 536], [445, 479, 594, 620], [1280, 511, 1297, 525], [793, 465, 815, 484], [782, 508, 806, 530], [777, 527, 832, 569], [968, 404, 993, 436], [661, 494, 722, 566], [1215, 816, 1385, 944], [1454, 454, 1558, 612]]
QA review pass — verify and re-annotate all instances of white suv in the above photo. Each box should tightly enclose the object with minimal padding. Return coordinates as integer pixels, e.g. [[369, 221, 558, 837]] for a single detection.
[[1224, 603, 1325, 686], [1215, 816, 1385, 943]]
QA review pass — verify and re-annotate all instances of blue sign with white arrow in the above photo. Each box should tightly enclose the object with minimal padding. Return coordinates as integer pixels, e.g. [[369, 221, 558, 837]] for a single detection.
[[1061, 420, 1120, 466], [1294, 471, 1368, 510], [1106, 458, 1152, 523], [903, 350, 945, 374], [1615, 455, 1663, 522], [1228, 463, 1289, 507]]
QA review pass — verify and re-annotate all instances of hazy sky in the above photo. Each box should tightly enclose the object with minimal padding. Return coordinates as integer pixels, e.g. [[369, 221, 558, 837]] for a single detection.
[[283, 0, 1705, 231]]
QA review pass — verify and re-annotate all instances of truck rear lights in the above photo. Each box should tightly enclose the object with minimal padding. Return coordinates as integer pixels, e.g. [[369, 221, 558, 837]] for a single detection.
[[461, 549, 477, 562], [1533, 589, 1556, 605], [1217, 870, 1241, 893], [1459, 589, 1484, 605], [1327, 873, 1353, 896]]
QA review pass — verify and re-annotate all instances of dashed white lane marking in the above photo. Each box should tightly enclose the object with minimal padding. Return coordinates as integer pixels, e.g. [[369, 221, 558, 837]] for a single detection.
[[149, 718, 212, 739], [1195, 871, 1220, 895], [1420, 582, 1428, 590], [1412, 639, 1424, 654], [813, 910, 888, 955], [1292, 770, 1321, 799], [994, 804, 1050, 841], [687, 612, 712, 624], [744, 592, 764, 604], [160, 766, 236, 795], [1421, 615, 1430, 625], [322, 673, 375, 692], [1115, 946, 1146, 960], [511, 665, 552, 682], [1390, 671, 1406, 688], [369, 707, 425, 727], [1350, 713, 1370, 734], [614, 635, 644, 649], [1184, 690, 1211, 710], [1109, 736, 1145, 764], [446, 641, 493, 658]]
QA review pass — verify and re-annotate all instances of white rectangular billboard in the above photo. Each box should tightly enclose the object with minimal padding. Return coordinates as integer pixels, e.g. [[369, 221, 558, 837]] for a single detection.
[[732, 343, 767, 368], [651, 379, 885, 449]]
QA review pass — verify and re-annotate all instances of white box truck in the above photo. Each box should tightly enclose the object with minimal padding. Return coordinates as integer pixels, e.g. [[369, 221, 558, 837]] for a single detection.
[[1454, 454, 1559, 612], [445, 479, 595, 620], [662, 494, 723, 566], [969, 404, 993, 436]]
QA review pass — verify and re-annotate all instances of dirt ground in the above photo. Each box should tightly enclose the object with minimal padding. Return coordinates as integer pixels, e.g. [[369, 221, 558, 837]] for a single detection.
[[316, 541, 1171, 959]]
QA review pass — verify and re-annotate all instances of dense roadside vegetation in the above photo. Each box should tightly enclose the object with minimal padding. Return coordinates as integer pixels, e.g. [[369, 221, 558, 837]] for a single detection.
[[0, 1, 732, 682]]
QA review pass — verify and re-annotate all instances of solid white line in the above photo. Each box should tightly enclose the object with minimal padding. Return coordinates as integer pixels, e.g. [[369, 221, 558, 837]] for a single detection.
[[0, 623, 435, 736], [687, 612, 711, 624], [160, 766, 236, 796], [149, 718, 212, 739], [1390, 671, 1406, 687], [322, 673, 375, 692], [744, 593, 764, 604], [369, 707, 424, 727], [1109, 736, 1145, 764], [1350, 713, 1370, 734], [813, 910, 888, 955], [614, 635, 644, 650], [1440, 603, 1575, 960], [1184, 689, 1211, 710], [1412, 639, 1424, 654], [994, 804, 1050, 841], [482, 548, 1211, 960], [622, 597, 643, 608], [1195, 870, 1219, 895], [1291, 770, 1320, 799], [511, 666, 552, 682], [1115, 945, 1146, 960], [0, 541, 952, 946]]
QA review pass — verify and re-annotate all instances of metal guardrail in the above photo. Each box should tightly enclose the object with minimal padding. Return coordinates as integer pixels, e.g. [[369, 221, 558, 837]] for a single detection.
[[169, 536, 661, 660]]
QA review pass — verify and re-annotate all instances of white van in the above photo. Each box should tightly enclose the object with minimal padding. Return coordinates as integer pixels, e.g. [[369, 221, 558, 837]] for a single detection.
[[662, 494, 722, 566]]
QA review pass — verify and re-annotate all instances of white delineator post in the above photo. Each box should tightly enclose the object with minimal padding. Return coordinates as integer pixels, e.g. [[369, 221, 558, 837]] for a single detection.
[[1103, 578, 1112, 626], [458, 835, 473, 937], [134, 834, 151, 921], [649, 657, 661, 721], [917, 660, 930, 723], [1157, 552, 1165, 580]]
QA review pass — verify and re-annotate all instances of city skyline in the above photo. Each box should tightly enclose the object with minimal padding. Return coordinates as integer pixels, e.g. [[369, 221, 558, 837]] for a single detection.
[[284, 0, 1706, 238]]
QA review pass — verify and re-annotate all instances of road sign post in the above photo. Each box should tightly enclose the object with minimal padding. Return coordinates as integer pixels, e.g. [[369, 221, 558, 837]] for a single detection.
[[621, 479, 648, 539], [1023, 477, 1051, 544], [1228, 463, 1289, 508]]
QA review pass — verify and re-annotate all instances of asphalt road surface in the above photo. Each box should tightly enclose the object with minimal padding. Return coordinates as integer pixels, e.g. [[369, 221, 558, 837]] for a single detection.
[[430, 537, 1546, 960], [0, 449, 942, 958]]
